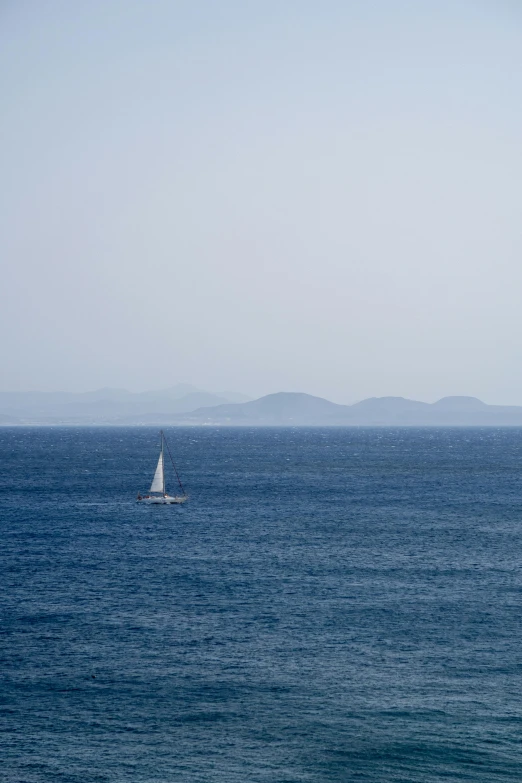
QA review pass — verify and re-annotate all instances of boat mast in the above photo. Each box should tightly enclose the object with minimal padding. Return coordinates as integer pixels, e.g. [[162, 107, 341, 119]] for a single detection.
[[160, 430, 165, 495]]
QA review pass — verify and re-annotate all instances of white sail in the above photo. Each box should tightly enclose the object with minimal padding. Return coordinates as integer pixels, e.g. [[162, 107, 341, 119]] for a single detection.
[[150, 451, 164, 493]]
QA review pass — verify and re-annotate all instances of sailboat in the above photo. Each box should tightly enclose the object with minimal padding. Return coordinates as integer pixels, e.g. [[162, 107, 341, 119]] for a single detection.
[[137, 430, 188, 504]]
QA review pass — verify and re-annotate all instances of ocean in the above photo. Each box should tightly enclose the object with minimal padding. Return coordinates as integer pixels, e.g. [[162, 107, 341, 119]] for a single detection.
[[1, 426, 521, 782]]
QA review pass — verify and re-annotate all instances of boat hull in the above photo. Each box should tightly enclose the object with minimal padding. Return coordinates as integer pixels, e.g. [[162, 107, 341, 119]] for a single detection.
[[137, 495, 187, 505]]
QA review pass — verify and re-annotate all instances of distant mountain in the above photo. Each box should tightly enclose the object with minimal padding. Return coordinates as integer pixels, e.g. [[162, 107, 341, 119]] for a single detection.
[[0, 386, 251, 424], [3, 389, 522, 426], [185, 392, 346, 425], [180, 393, 522, 427], [431, 396, 486, 410]]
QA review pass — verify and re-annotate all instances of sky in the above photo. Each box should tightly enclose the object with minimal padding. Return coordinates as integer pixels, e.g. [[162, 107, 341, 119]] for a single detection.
[[1, 0, 522, 404]]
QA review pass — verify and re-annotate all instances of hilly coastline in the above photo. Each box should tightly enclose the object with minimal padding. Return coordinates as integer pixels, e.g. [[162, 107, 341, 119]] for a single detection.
[[3, 389, 522, 426], [180, 392, 522, 426], [0, 386, 251, 425]]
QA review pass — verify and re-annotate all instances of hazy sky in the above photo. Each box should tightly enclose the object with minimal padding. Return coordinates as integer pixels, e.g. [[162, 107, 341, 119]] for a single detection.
[[2, 1, 522, 403]]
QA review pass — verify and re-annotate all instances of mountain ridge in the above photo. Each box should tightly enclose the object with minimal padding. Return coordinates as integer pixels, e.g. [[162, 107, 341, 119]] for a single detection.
[[179, 392, 522, 427], [0, 386, 251, 424], [2, 390, 522, 426]]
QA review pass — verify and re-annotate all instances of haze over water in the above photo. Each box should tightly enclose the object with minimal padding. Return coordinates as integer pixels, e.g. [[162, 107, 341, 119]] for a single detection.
[[2, 426, 521, 781], [2, 1, 522, 403]]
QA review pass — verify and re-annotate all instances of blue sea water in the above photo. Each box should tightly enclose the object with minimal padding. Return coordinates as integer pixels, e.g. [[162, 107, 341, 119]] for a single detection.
[[1, 426, 522, 782]]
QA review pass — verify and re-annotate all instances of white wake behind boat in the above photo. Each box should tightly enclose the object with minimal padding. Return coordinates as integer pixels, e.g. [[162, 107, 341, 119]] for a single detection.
[[137, 431, 188, 505]]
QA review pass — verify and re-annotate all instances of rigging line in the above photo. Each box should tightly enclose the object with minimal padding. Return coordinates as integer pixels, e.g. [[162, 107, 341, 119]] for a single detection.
[[163, 433, 187, 496]]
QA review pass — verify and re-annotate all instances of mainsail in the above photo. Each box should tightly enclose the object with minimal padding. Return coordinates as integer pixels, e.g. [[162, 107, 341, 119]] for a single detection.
[[150, 450, 164, 493]]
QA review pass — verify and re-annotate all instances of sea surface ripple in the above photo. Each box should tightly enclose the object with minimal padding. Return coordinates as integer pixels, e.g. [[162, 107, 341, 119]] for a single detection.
[[1, 427, 521, 782]]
